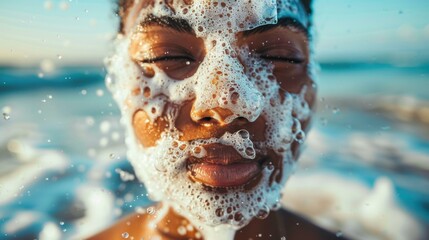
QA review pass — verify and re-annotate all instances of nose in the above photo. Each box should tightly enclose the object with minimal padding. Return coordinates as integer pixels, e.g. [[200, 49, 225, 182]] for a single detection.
[[191, 106, 248, 126], [191, 44, 263, 125]]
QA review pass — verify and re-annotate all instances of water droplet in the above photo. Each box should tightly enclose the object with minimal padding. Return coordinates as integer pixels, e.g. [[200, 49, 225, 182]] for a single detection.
[[121, 232, 129, 238], [3, 113, 10, 120], [332, 107, 340, 114], [59, 221, 64, 226], [142, 66, 155, 78], [336, 231, 343, 237], [146, 206, 155, 215], [281, 236, 286, 240], [177, 226, 186, 235], [96, 89, 104, 97], [105, 74, 116, 90], [57, 55, 62, 60], [81, 89, 87, 95], [109, 153, 116, 159]]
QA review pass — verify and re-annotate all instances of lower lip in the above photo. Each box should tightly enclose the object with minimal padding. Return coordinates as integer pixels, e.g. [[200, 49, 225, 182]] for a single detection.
[[188, 162, 261, 188]]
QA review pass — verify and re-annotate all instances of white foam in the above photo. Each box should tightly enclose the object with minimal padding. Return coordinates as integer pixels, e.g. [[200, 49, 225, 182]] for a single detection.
[[107, 1, 312, 239]]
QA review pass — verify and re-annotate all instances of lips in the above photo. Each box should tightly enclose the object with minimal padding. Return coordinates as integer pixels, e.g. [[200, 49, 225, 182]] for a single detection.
[[187, 144, 264, 188]]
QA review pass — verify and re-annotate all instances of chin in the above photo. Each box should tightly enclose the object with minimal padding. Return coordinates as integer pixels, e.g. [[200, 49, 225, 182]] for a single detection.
[[126, 130, 296, 228]]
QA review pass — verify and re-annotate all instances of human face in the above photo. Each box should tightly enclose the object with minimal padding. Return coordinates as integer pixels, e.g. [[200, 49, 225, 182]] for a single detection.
[[107, 0, 315, 228]]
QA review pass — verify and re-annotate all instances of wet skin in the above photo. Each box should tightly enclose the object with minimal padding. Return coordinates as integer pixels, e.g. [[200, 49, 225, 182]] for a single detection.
[[130, 22, 316, 188], [89, 204, 349, 240], [89, 5, 349, 240]]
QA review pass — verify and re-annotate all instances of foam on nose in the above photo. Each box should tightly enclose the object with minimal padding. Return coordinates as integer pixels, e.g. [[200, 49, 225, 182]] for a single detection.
[[192, 39, 263, 123]]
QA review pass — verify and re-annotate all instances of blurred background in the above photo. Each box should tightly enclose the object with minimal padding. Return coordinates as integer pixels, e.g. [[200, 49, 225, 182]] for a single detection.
[[0, 0, 428, 239]]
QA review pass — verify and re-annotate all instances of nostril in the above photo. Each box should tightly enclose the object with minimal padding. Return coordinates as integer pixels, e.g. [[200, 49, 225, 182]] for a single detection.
[[198, 117, 217, 126], [235, 117, 248, 125]]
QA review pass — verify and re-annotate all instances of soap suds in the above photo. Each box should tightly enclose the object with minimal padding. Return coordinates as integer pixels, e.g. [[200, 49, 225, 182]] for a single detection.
[[107, 0, 312, 239]]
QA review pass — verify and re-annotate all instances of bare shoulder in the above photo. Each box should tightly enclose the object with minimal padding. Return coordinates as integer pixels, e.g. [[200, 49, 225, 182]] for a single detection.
[[278, 208, 349, 240], [236, 208, 350, 240], [87, 212, 153, 240]]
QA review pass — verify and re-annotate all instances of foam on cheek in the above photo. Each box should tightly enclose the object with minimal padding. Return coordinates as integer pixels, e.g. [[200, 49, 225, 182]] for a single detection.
[[106, 0, 312, 239]]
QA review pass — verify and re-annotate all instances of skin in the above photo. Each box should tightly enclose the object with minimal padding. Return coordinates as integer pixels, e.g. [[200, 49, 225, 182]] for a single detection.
[[89, 2, 348, 240]]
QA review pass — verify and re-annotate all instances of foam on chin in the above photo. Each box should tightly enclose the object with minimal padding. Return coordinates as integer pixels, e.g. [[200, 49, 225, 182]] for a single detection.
[[106, 0, 312, 239]]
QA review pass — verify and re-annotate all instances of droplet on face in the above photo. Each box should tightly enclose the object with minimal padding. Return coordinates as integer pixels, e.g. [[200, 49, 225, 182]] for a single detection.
[[143, 87, 151, 98], [177, 226, 187, 235], [230, 92, 239, 104], [121, 232, 129, 238], [142, 66, 155, 78], [132, 87, 141, 96]]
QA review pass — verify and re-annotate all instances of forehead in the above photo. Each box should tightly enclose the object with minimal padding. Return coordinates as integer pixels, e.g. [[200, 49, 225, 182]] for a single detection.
[[124, 0, 308, 35]]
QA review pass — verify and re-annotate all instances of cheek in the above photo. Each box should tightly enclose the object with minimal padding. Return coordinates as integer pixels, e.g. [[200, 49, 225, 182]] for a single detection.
[[132, 110, 169, 147], [274, 65, 310, 94]]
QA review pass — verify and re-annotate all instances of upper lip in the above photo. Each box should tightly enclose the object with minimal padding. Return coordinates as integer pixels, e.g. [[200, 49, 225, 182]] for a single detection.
[[187, 143, 262, 165]]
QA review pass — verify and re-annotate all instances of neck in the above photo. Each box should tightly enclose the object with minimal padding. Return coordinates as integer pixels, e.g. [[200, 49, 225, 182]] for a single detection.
[[151, 203, 286, 240]]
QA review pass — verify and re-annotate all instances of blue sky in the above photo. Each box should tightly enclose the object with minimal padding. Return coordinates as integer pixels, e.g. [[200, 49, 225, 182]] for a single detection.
[[0, 0, 428, 66]]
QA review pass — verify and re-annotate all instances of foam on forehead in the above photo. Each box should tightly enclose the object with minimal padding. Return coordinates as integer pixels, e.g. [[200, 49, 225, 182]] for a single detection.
[[126, 0, 309, 36]]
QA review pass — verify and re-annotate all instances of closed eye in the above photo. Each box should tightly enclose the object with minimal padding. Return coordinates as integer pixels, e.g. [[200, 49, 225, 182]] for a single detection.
[[260, 55, 304, 64], [141, 55, 195, 63]]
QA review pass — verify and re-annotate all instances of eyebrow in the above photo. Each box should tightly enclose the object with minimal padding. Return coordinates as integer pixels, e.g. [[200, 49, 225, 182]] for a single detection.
[[139, 14, 194, 33], [241, 17, 308, 37]]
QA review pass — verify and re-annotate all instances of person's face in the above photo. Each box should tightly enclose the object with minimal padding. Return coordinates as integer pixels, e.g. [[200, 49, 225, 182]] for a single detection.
[[107, 0, 315, 228]]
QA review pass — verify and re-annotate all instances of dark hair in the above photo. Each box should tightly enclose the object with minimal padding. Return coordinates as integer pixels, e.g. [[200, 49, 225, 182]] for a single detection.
[[116, 0, 312, 34]]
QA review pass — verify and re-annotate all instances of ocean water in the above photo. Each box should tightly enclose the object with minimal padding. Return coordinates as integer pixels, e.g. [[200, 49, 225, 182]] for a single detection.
[[0, 63, 428, 239]]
